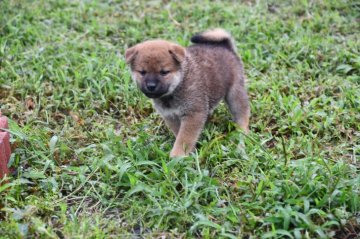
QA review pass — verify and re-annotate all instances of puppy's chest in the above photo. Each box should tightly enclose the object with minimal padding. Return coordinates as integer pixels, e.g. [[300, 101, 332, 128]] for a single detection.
[[153, 97, 182, 118]]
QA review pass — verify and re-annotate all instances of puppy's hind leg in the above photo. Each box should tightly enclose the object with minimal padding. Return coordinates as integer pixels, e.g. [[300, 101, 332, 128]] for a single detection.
[[225, 83, 250, 134], [226, 82, 250, 158]]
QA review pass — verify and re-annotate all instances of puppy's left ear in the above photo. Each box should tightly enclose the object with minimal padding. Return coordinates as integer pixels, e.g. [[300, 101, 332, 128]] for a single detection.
[[125, 46, 138, 64], [169, 44, 185, 64]]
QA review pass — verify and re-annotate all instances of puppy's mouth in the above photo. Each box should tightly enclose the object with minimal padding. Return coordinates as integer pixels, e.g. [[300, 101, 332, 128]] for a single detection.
[[141, 86, 169, 99], [144, 92, 165, 98]]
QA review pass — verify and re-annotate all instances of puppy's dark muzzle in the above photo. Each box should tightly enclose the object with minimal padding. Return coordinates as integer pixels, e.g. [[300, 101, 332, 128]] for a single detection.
[[146, 81, 158, 92], [143, 84, 164, 98], [141, 85, 168, 99], [141, 76, 168, 98]]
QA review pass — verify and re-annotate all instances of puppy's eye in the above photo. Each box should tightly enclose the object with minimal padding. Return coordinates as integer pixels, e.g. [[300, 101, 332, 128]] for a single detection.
[[139, 70, 146, 76], [160, 70, 170, 76]]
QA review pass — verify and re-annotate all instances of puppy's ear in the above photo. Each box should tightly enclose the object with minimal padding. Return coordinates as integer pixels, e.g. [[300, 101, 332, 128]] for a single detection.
[[169, 44, 185, 64], [125, 46, 138, 64]]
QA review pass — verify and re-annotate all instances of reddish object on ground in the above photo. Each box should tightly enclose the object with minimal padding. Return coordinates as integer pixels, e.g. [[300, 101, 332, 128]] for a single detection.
[[0, 115, 11, 178]]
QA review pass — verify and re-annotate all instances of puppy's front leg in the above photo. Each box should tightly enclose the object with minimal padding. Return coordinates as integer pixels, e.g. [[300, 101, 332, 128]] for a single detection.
[[163, 116, 180, 137], [170, 113, 207, 157]]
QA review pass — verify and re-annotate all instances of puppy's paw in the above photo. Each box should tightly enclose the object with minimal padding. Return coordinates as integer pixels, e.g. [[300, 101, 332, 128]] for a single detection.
[[170, 148, 186, 158], [236, 134, 248, 160]]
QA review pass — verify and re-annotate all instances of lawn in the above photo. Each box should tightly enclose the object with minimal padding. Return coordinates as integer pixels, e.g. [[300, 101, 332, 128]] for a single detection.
[[0, 0, 359, 238]]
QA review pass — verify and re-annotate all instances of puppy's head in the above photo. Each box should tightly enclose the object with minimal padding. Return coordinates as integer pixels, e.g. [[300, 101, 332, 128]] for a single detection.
[[125, 40, 185, 99]]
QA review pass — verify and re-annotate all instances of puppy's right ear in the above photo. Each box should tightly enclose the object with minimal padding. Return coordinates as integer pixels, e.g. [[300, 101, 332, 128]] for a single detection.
[[125, 46, 138, 64]]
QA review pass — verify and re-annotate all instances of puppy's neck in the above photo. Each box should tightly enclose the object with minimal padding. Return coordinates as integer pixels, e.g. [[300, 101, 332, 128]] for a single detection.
[[155, 95, 174, 108]]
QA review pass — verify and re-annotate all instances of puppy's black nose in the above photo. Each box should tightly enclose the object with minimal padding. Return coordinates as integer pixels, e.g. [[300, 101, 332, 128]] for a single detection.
[[146, 81, 157, 92]]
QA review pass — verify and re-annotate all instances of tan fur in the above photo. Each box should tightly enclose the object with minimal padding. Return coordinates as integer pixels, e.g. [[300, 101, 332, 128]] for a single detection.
[[200, 28, 237, 52], [125, 29, 250, 157]]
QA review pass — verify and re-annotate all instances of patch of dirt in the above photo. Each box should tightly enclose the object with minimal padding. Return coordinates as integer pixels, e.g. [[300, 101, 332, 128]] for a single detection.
[[334, 219, 360, 239]]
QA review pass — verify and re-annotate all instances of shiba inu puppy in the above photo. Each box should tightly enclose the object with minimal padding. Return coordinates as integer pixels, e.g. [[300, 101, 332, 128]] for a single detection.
[[125, 29, 250, 157]]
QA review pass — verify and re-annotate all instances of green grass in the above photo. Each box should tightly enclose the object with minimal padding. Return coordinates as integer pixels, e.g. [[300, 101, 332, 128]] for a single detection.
[[0, 0, 359, 238]]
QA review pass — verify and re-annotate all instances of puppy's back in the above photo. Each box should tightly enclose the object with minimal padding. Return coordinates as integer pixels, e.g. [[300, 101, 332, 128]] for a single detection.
[[188, 28, 244, 83], [183, 29, 246, 109]]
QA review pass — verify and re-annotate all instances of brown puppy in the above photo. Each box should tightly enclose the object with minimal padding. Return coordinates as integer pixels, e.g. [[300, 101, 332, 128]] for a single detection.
[[125, 29, 250, 157]]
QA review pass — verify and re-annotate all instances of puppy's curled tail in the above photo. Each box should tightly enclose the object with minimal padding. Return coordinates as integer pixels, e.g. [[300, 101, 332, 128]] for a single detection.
[[190, 28, 237, 52]]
